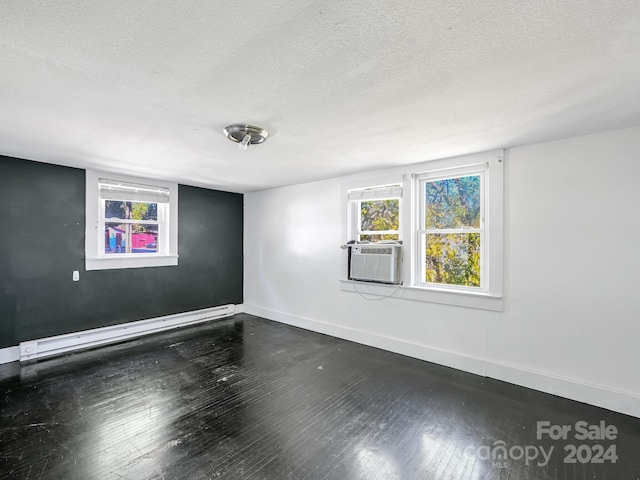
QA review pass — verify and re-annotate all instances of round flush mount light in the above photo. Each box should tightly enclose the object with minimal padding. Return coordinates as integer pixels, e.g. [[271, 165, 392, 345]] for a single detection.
[[223, 124, 269, 150]]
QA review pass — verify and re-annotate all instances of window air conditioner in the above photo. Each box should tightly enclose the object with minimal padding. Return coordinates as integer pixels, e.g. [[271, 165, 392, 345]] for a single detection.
[[349, 244, 402, 284]]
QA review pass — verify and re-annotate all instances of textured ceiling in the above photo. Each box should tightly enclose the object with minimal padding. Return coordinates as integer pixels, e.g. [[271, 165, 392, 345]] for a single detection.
[[1, 1, 639, 192]]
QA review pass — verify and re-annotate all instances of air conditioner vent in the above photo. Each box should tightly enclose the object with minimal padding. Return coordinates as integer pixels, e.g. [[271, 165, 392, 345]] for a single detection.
[[361, 247, 393, 255], [349, 244, 402, 284]]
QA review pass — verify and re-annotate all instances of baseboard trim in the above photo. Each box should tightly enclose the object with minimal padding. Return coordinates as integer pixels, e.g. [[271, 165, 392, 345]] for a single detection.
[[17, 304, 240, 362], [244, 304, 640, 418], [243, 305, 486, 376], [485, 361, 640, 419], [0, 346, 20, 364]]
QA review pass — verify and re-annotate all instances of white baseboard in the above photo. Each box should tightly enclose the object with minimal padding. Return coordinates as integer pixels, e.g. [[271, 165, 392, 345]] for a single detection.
[[243, 304, 487, 376], [17, 304, 240, 362], [485, 361, 640, 419], [0, 346, 20, 364], [244, 304, 640, 419]]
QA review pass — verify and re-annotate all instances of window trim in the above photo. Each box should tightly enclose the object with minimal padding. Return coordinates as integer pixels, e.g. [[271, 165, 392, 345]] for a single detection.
[[85, 170, 179, 271], [406, 150, 503, 301]]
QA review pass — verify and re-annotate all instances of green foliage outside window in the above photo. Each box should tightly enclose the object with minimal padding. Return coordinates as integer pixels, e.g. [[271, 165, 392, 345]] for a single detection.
[[360, 199, 399, 242], [425, 233, 480, 286], [105, 201, 157, 221], [425, 176, 481, 287]]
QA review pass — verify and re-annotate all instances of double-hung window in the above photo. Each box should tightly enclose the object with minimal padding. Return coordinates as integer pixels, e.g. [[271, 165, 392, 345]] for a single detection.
[[415, 167, 485, 290], [86, 170, 178, 270], [99, 179, 167, 255], [410, 151, 503, 303]]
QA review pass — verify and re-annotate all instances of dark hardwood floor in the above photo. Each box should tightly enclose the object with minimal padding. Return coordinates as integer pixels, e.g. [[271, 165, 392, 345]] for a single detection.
[[1, 313, 639, 479]]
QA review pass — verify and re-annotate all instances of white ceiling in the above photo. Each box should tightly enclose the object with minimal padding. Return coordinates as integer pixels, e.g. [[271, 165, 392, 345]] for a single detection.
[[1, 1, 639, 193]]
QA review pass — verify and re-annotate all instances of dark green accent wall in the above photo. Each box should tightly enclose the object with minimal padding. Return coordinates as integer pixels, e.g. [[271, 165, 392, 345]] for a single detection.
[[0, 155, 243, 348]]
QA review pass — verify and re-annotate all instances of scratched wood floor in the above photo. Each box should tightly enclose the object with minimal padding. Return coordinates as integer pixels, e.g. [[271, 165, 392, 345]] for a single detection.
[[1, 313, 639, 480]]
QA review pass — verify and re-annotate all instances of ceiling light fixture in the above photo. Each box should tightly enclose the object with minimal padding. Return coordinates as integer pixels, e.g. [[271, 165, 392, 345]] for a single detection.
[[223, 124, 269, 150]]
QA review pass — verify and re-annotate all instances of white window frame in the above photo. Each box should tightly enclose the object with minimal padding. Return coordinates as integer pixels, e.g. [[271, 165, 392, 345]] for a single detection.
[[85, 170, 179, 270], [414, 165, 487, 292], [340, 150, 503, 311]]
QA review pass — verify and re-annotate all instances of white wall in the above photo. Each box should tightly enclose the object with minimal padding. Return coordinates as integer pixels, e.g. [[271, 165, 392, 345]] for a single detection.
[[244, 125, 640, 417]]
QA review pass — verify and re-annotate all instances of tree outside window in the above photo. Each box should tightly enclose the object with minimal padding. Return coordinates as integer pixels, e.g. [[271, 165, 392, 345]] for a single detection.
[[421, 174, 483, 288]]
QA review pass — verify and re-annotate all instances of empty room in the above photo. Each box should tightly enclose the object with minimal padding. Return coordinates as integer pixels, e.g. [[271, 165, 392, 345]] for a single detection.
[[1, 1, 640, 479]]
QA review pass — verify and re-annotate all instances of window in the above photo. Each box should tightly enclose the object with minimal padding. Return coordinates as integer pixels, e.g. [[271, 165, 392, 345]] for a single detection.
[[341, 150, 503, 310], [410, 152, 503, 300], [347, 184, 402, 242], [86, 170, 178, 270], [416, 168, 484, 290]]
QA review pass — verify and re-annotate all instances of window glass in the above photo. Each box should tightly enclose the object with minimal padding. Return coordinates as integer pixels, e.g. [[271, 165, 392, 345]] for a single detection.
[[104, 201, 158, 221], [425, 175, 480, 229], [104, 223, 158, 254], [359, 199, 400, 242], [419, 171, 484, 289], [424, 232, 480, 286]]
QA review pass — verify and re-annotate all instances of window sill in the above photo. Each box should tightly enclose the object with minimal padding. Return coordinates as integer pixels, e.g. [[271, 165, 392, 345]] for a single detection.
[[339, 279, 503, 311], [86, 255, 179, 271]]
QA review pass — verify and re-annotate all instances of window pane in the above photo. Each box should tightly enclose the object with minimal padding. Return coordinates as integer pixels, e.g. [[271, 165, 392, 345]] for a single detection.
[[105, 223, 158, 254], [425, 176, 480, 229], [359, 234, 400, 242], [132, 224, 158, 253], [425, 233, 480, 287], [104, 201, 158, 221], [360, 199, 399, 232]]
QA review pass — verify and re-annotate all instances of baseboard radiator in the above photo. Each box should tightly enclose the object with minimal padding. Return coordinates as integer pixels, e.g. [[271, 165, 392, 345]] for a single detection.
[[19, 304, 237, 362]]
